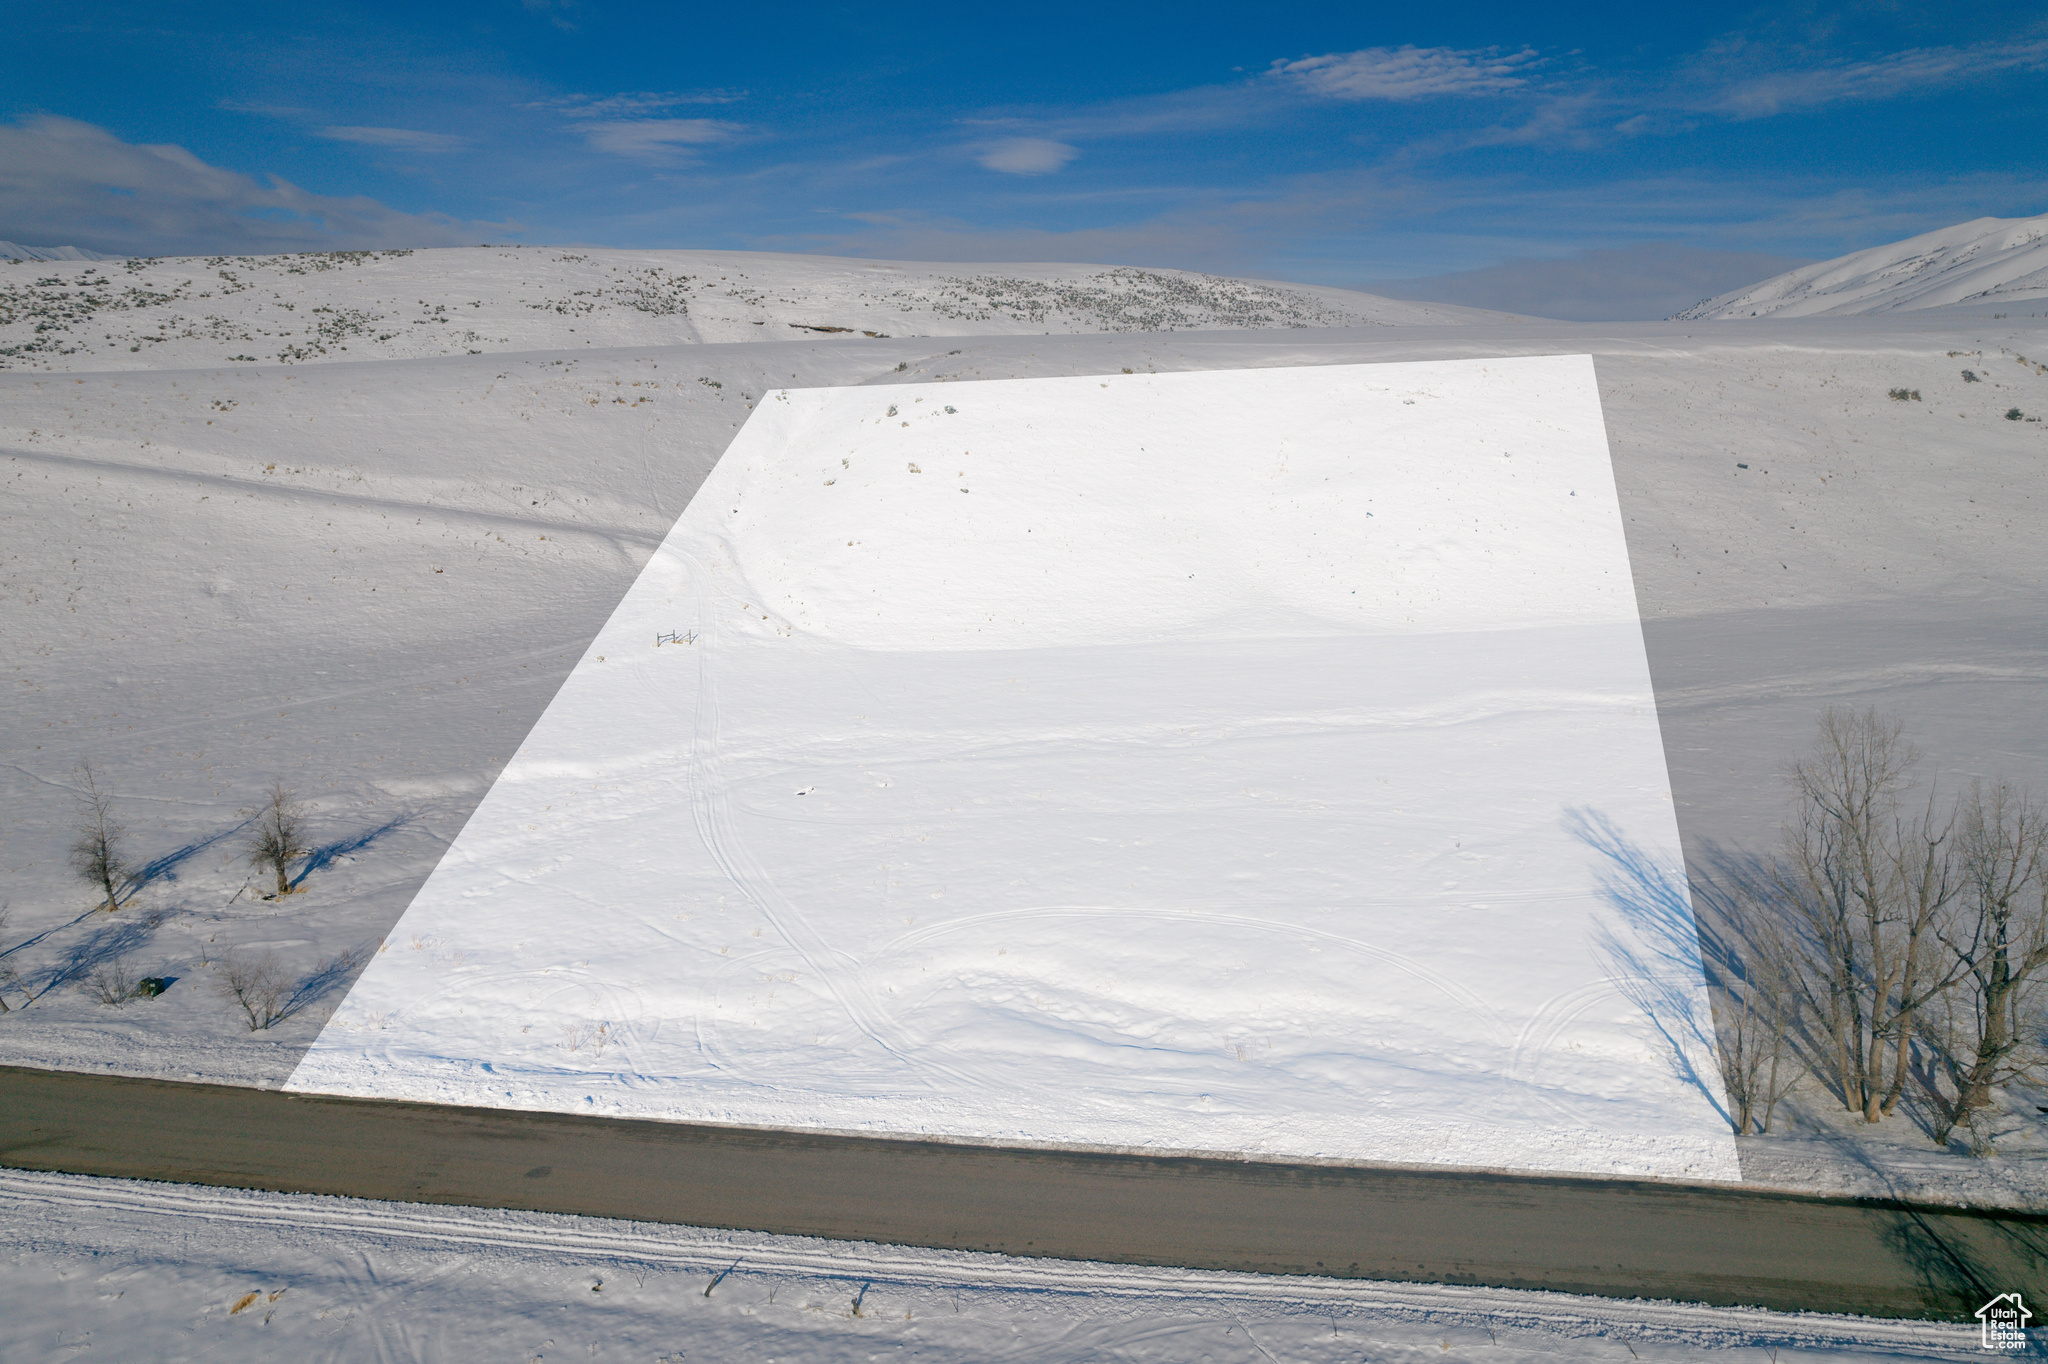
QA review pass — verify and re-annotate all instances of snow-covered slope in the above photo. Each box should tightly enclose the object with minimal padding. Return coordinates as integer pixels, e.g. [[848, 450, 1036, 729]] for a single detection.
[[1676, 212, 2048, 319], [0, 245, 1520, 371], [0, 241, 111, 263]]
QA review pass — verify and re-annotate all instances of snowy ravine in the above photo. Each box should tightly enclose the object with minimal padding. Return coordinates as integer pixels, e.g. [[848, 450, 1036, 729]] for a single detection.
[[0, 1169, 1989, 1362]]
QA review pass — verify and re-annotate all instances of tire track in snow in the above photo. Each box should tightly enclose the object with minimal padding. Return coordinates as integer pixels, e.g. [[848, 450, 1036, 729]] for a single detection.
[[1505, 979, 1631, 1124], [678, 543, 980, 1093], [1, 442, 664, 551]]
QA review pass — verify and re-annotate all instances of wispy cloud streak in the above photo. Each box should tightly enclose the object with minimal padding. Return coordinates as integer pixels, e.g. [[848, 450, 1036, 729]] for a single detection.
[[316, 126, 467, 151], [576, 118, 746, 161], [1710, 38, 2048, 117], [531, 92, 750, 164], [1270, 46, 1543, 101]]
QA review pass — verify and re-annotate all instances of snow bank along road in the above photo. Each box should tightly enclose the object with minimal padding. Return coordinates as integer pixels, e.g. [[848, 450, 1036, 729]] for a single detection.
[[2, 1169, 1989, 1364], [3, 1066, 2043, 1320]]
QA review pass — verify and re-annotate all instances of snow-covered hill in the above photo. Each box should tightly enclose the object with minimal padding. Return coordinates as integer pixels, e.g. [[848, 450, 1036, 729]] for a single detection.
[[0, 245, 1519, 372], [1676, 212, 2048, 319], [0, 241, 111, 263]]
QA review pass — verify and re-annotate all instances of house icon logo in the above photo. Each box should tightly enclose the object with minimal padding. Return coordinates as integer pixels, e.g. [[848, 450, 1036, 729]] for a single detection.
[[1978, 1292, 2032, 1351]]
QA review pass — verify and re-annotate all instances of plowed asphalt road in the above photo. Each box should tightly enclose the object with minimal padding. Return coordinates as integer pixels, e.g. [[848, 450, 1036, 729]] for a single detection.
[[3, 1065, 2043, 1320]]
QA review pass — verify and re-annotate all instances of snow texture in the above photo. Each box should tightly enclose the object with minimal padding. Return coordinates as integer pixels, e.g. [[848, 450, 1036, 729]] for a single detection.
[[1678, 212, 2048, 320], [0, 1169, 1990, 1363], [284, 355, 1739, 1181]]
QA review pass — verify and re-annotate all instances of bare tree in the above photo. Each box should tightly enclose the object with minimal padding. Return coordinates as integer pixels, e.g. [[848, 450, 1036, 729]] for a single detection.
[[214, 949, 287, 1030], [1921, 780, 2048, 1139], [247, 781, 309, 899], [212, 944, 363, 1030], [1777, 707, 1961, 1122], [70, 761, 128, 912], [88, 955, 139, 1006], [1712, 879, 1802, 1134]]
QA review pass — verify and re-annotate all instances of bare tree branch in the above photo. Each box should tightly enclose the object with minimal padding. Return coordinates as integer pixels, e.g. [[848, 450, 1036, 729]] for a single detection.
[[1922, 780, 2048, 1140], [1708, 863, 1803, 1134], [247, 781, 310, 899], [214, 949, 287, 1030], [213, 944, 366, 1030], [69, 761, 128, 913], [87, 955, 140, 1006], [1775, 707, 1961, 1122]]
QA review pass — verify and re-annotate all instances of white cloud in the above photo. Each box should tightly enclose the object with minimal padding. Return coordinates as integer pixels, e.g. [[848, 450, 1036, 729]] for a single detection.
[[542, 91, 744, 119], [976, 138, 1079, 175], [575, 118, 746, 161], [1270, 46, 1541, 101], [0, 115, 479, 257], [1712, 39, 2048, 117], [533, 94, 749, 163], [316, 126, 467, 151]]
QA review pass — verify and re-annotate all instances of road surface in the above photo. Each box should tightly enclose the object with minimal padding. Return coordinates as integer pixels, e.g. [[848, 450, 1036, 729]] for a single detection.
[[3, 1065, 2042, 1320]]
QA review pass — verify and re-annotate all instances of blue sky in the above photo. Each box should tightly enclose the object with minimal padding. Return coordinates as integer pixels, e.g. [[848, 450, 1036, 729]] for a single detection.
[[2, 1, 2044, 316]]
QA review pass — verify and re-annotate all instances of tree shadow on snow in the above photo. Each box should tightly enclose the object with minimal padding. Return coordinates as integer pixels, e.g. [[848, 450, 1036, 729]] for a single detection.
[[1872, 1203, 2048, 1326], [22, 916, 157, 1001], [291, 812, 417, 890], [1565, 807, 1731, 1129], [126, 816, 254, 902], [280, 946, 373, 1023], [0, 907, 103, 966], [1, 817, 250, 961]]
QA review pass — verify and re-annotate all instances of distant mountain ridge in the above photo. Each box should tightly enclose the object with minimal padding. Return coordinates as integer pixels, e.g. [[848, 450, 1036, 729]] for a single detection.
[[1675, 213, 2048, 320], [0, 244, 1525, 372], [0, 241, 114, 262]]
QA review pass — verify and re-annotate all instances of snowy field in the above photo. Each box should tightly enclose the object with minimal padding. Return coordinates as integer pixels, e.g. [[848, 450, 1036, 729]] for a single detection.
[[284, 355, 1736, 1180], [0, 1168, 1988, 1362], [1, 245, 2047, 1202]]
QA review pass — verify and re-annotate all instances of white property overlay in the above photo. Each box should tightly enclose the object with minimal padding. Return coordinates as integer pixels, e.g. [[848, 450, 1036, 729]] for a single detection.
[[291, 357, 1739, 1180]]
